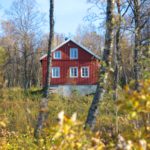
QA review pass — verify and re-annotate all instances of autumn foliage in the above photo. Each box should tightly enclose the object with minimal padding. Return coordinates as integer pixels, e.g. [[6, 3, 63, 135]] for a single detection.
[[0, 80, 149, 149]]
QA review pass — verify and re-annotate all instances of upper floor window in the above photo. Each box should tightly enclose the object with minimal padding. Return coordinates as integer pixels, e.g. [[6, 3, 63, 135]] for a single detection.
[[70, 48, 78, 59], [70, 67, 78, 78], [54, 51, 61, 59], [81, 67, 89, 78], [52, 67, 60, 78]]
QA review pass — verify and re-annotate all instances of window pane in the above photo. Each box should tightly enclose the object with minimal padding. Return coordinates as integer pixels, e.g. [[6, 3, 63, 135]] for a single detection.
[[52, 67, 60, 78], [70, 48, 78, 59], [54, 51, 61, 59], [70, 67, 78, 77], [81, 67, 89, 78]]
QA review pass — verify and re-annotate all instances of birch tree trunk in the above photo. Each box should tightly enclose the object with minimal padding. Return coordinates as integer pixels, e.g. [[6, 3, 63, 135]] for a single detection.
[[133, 0, 141, 90], [44, 0, 54, 97], [113, 0, 121, 101], [34, 0, 54, 138], [85, 0, 115, 130]]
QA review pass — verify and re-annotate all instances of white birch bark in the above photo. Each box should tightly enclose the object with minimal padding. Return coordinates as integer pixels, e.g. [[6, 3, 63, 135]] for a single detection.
[[133, 0, 141, 90], [85, 0, 115, 130], [34, 0, 54, 138]]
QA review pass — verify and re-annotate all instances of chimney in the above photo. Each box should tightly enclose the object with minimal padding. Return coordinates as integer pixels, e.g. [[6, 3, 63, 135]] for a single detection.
[[65, 37, 69, 41]]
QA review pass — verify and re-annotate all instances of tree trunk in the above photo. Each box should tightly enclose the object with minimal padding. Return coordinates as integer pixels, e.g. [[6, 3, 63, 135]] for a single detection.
[[133, 0, 141, 90], [23, 35, 29, 90], [113, 0, 121, 101], [24, 47, 28, 90], [44, 0, 54, 97], [85, 0, 115, 130], [34, 0, 54, 139]]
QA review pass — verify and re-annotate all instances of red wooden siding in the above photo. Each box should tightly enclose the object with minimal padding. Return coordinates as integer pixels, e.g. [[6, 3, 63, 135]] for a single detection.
[[41, 41, 100, 86]]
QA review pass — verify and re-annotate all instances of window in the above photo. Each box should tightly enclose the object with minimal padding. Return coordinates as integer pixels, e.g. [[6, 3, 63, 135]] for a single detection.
[[70, 48, 78, 59], [70, 67, 78, 78], [52, 67, 60, 78], [81, 67, 89, 78], [54, 51, 61, 59]]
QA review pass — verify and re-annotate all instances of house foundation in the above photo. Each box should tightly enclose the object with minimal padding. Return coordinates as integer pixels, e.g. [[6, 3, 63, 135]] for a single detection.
[[50, 85, 97, 96]]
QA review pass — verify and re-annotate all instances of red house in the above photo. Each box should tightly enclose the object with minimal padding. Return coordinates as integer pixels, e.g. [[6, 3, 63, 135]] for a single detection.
[[40, 39, 100, 96]]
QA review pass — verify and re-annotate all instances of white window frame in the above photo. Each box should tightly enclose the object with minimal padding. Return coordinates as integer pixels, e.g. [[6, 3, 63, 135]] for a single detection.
[[70, 48, 78, 59], [54, 51, 61, 59], [52, 67, 60, 78], [70, 67, 78, 78], [81, 67, 89, 78]]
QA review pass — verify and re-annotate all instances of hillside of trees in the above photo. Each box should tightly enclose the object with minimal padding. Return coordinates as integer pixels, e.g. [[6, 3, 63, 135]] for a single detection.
[[0, 0, 150, 149]]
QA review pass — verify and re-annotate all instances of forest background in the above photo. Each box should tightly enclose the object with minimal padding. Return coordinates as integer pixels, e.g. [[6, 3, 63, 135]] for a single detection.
[[0, 0, 149, 149]]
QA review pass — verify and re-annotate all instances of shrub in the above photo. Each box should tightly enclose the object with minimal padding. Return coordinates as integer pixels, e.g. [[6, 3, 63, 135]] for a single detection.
[[116, 79, 150, 149]]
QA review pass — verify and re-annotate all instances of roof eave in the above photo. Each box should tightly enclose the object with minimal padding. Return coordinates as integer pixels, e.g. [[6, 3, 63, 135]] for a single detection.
[[40, 39, 101, 60]]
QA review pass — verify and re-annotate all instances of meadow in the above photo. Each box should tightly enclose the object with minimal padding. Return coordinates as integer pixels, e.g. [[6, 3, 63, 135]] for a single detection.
[[0, 80, 149, 149]]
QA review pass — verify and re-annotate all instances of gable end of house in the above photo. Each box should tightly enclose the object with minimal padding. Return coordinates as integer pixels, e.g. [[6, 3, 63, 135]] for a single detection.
[[40, 39, 101, 61]]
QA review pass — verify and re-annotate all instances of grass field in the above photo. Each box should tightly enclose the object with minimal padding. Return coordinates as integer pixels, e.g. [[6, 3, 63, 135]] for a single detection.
[[0, 81, 149, 149]]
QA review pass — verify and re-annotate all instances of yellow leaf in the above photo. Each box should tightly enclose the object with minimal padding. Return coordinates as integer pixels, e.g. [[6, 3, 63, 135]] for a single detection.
[[131, 112, 137, 118], [0, 121, 6, 128]]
